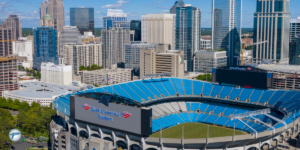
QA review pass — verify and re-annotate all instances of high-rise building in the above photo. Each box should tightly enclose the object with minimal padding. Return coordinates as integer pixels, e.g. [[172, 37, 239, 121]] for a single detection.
[[170, 0, 185, 14], [0, 15, 22, 57], [70, 8, 94, 34], [41, 62, 72, 86], [33, 27, 58, 70], [103, 9, 127, 30], [194, 50, 227, 73], [290, 17, 300, 43], [63, 42, 102, 75], [130, 20, 141, 41], [102, 27, 131, 69], [125, 42, 157, 76], [59, 26, 81, 56], [40, 0, 65, 32], [289, 37, 300, 65], [12, 37, 33, 63], [253, 0, 290, 64], [140, 44, 184, 78], [0, 56, 19, 97], [142, 14, 176, 49], [212, 0, 242, 66], [40, 14, 54, 27], [176, 5, 201, 72], [77, 32, 101, 44]]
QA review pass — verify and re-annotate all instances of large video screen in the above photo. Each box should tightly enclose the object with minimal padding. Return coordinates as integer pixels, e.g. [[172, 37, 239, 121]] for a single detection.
[[72, 97, 145, 135], [216, 69, 268, 89]]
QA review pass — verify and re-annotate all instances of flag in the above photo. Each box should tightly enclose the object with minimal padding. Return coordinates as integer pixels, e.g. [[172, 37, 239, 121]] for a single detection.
[[113, 81, 116, 84], [108, 78, 112, 82], [102, 79, 105, 83], [38, 100, 42, 104]]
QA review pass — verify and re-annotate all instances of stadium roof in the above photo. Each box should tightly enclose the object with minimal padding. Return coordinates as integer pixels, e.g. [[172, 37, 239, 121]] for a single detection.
[[258, 64, 300, 74]]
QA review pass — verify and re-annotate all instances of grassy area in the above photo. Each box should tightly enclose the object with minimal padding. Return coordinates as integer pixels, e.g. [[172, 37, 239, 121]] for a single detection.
[[16, 127, 49, 142], [150, 123, 247, 139]]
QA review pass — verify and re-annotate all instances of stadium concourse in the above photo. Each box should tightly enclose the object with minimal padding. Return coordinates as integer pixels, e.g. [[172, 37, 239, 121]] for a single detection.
[[52, 78, 300, 150]]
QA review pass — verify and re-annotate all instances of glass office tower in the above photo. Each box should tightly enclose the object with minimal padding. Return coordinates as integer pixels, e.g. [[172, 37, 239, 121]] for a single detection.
[[253, 0, 290, 64], [130, 20, 141, 41], [70, 8, 94, 34], [212, 0, 242, 66], [170, 0, 185, 14], [103, 9, 127, 30], [33, 27, 58, 70], [176, 5, 201, 72]]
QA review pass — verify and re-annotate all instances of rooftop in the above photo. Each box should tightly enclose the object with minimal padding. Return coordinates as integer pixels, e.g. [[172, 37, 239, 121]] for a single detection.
[[258, 64, 300, 74]]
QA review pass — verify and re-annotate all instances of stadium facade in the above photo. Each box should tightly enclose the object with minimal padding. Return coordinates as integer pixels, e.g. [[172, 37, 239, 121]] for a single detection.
[[51, 78, 300, 150]]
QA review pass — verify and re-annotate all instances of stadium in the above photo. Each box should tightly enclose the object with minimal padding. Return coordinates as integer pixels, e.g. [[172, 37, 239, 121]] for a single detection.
[[51, 77, 300, 150]]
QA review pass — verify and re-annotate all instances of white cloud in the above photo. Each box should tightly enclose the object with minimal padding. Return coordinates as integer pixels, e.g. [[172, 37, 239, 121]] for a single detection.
[[115, 0, 129, 4], [101, 0, 130, 9], [126, 12, 136, 16], [161, 10, 169, 13], [31, 11, 38, 14], [154, 1, 165, 3]]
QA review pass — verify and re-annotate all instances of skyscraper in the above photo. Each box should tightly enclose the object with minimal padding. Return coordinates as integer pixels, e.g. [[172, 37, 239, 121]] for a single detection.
[[103, 9, 127, 30], [170, 0, 185, 14], [290, 17, 300, 43], [59, 26, 81, 56], [40, 0, 65, 32], [102, 27, 131, 69], [289, 17, 300, 65], [176, 5, 201, 72], [70, 8, 94, 34], [0, 15, 22, 57], [212, 0, 242, 66], [33, 27, 58, 70], [142, 14, 176, 49], [130, 20, 141, 41], [253, 0, 290, 64]]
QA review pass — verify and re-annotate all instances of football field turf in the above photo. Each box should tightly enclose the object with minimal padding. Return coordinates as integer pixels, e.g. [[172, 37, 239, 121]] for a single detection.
[[150, 123, 247, 139]]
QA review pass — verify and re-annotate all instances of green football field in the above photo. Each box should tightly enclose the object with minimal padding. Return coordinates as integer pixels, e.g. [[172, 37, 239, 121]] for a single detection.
[[150, 123, 247, 139]]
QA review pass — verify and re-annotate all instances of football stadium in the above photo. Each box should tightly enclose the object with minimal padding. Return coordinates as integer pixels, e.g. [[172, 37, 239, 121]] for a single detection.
[[50, 77, 300, 150]]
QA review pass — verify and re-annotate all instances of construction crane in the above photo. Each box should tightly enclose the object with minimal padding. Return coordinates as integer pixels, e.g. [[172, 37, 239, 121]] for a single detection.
[[241, 33, 249, 65]]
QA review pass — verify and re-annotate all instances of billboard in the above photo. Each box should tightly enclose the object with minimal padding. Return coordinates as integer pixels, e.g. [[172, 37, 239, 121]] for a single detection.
[[70, 96, 152, 136], [215, 67, 271, 89]]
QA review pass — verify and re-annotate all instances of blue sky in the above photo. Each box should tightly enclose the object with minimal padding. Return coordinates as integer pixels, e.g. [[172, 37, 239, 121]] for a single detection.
[[0, 0, 300, 28]]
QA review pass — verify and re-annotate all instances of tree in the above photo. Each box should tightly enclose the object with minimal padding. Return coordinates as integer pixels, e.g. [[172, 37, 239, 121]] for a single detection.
[[37, 71, 41, 79]]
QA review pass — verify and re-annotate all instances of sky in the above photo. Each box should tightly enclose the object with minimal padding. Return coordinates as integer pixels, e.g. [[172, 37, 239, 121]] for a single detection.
[[0, 0, 300, 28]]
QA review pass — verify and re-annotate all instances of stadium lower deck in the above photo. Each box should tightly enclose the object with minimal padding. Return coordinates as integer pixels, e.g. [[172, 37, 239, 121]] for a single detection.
[[54, 77, 300, 136]]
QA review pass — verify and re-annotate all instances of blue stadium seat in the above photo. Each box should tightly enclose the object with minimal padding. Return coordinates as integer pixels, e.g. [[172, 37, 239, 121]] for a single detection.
[[274, 91, 298, 107], [159, 117, 176, 126], [160, 78, 176, 96], [191, 103, 200, 111], [170, 114, 185, 123], [171, 78, 185, 95], [103, 86, 118, 95], [219, 87, 233, 98], [204, 115, 219, 124], [229, 88, 243, 100], [250, 90, 264, 102], [182, 79, 192, 95], [281, 93, 300, 109], [132, 81, 156, 99], [119, 84, 143, 102], [214, 117, 229, 126], [223, 108, 236, 116], [225, 119, 239, 128], [152, 124, 160, 132], [193, 80, 203, 95], [203, 83, 213, 96], [239, 89, 253, 101], [179, 113, 190, 122], [142, 80, 163, 98], [235, 109, 247, 114], [213, 106, 226, 114], [165, 115, 181, 125], [205, 105, 216, 113], [235, 121, 246, 129], [148, 79, 170, 97], [153, 119, 169, 128], [210, 85, 223, 97], [189, 113, 198, 121], [268, 91, 286, 105], [110, 85, 133, 100], [259, 91, 275, 103], [197, 114, 208, 122], [186, 103, 191, 111], [93, 88, 106, 93], [200, 103, 209, 112], [126, 82, 150, 100]]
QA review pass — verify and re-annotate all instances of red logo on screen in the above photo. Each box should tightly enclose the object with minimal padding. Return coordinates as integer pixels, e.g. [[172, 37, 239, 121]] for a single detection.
[[82, 104, 91, 110], [247, 67, 252, 71], [121, 111, 131, 119], [244, 85, 252, 88]]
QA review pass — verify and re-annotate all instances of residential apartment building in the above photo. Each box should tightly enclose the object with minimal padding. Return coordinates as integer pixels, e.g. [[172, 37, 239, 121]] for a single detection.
[[142, 14, 176, 49], [41, 62, 72, 86], [82, 69, 132, 86], [253, 0, 290, 64], [103, 9, 127, 30], [0, 15, 22, 57], [0, 56, 19, 97], [33, 27, 58, 70], [212, 0, 242, 66], [176, 4, 201, 72], [59, 26, 81, 56], [102, 27, 131, 69], [77, 32, 100, 44], [70, 8, 94, 34], [140, 44, 184, 78], [170, 0, 185, 14], [194, 50, 227, 73], [63, 42, 102, 75]]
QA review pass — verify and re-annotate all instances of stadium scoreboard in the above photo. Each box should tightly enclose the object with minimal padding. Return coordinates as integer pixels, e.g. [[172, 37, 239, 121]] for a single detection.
[[70, 96, 152, 137], [212, 66, 273, 89]]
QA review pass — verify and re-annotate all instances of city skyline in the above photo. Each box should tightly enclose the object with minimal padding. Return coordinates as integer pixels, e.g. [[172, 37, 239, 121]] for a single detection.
[[2, 0, 300, 28]]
